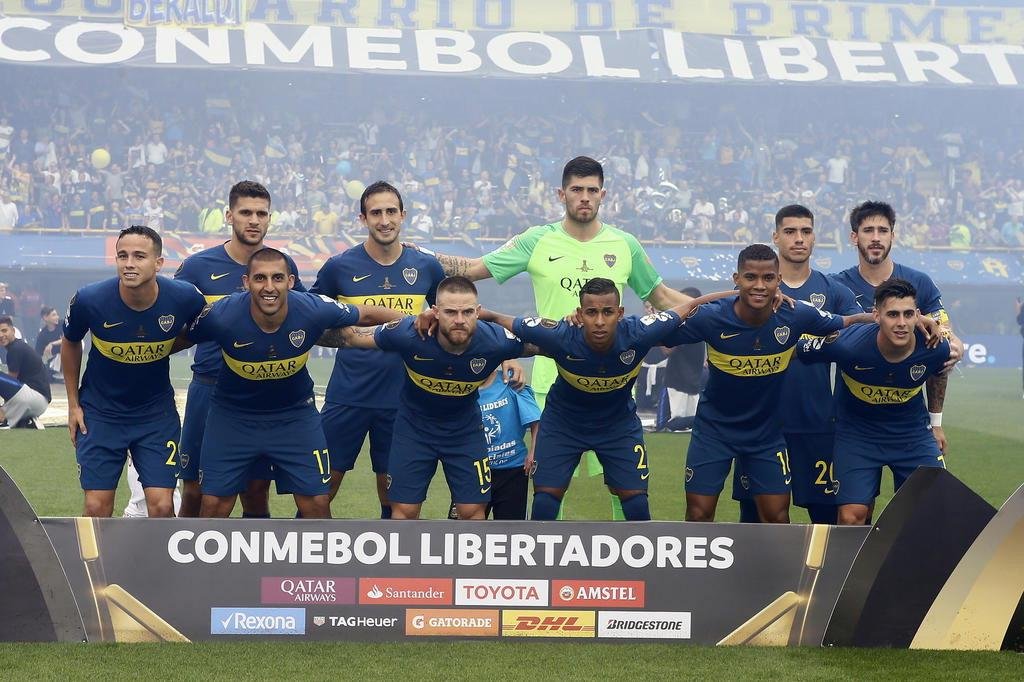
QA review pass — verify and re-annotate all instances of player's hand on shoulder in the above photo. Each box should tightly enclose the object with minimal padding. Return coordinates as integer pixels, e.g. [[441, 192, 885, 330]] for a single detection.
[[915, 313, 943, 349], [563, 311, 583, 327], [501, 360, 525, 390], [415, 308, 437, 338], [773, 290, 796, 311], [941, 333, 963, 373]]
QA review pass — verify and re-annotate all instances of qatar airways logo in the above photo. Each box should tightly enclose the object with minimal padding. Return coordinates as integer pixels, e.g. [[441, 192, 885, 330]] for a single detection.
[[455, 579, 548, 607], [260, 577, 355, 605]]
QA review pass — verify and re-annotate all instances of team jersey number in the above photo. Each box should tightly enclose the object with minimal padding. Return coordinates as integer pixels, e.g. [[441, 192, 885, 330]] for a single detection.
[[165, 440, 178, 466], [314, 449, 331, 483]]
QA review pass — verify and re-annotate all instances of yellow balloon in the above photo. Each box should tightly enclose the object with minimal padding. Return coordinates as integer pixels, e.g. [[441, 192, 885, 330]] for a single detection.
[[90, 148, 111, 170], [345, 180, 366, 201]]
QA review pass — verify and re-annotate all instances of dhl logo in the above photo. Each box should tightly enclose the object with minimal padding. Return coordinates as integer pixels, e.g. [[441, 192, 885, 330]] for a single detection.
[[501, 610, 595, 638]]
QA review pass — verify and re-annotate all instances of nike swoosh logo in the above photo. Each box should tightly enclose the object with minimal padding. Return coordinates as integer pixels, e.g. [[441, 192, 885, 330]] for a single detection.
[[640, 472, 650, 481], [719, 332, 740, 339], [233, 341, 254, 348], [547, 256, 564, 262], [210, 272, 231, 280], [565, 356, 585, 361], [413, 355, 433, 361], [479, 487, 491, 494], [102, 321, 123, 329], [853, 365, 874, 371], [352, 275, 372, 282], [784, 477, 792, 485], [854, 294, 863, 300], [321, 476, 332, 484]]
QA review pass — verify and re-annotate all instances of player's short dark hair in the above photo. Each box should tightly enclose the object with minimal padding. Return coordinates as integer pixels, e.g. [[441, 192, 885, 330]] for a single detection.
[[850, 200, 896, 232], [775, 204, 814, 229], [579, 277, 620, 305], [562, 156, 604, 188], [736, 244, 779, 271], [0, 315, 12, 327], [246, 247, 288, 274], [40, 306, 55, 318], [873, 278, 917, 309], [436, 276, 477, 299], [117, 225, 162, 256], [681, 286, 702, 298], [229, 180, 272, 209], [360, 180, 404, 216]]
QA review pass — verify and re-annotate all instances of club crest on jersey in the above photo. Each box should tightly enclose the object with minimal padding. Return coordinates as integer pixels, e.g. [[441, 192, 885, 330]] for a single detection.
[[383, 319, 402, 330], [909, 364, 927, 381], [685, 466, 694, 483], [773, 326, 791, 345], [740, 474, 750, 491], [470, 358, 487, 374], [155, 314, 174, 332], [540, 318, 559, 329], [385, 474, 392, 490], [180, 453, 189, 468], [403, 268, 418, 285], [289, 330, 306, 348], [809, 293, 826, 309], [603, 253, 617, 267], [619, 349, 636, 365]]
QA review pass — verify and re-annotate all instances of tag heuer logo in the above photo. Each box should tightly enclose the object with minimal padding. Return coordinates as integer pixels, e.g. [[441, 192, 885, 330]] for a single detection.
[[809, 293, 826, 309], [470, 358, 487, 374], [403, 267, 418, 285], [773, 326, 791, 345], [158, 314, 175, 332], [603, 253, 617, 267], [619, 349, 636, 365], [289, 330, 306, 348], [910, 364, 927, 381], [313, 616, 326, 627]]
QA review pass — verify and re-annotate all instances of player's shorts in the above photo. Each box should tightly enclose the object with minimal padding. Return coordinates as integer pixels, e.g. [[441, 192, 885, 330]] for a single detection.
[[320, 402, 395, 474], [532, 414, 649, 492], [386, 419, 490, 505], [685, 428, 790, 496], [76, 409, 180, 490], [199, 403, 330, 497], [733, 432, 839, 508], [833, 431, 943, 506], [179, 374, 273, 483], [488, 466, 529, 520]]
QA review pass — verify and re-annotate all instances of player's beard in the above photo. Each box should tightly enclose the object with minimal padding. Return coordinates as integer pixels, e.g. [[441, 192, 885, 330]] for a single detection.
[[233, 223, 265, 247], [858, 241, 890, 266], [566, 203, 599, 226], [440, 325, 472, 349]]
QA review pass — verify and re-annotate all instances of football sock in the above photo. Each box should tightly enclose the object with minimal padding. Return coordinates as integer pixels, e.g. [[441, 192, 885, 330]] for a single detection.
[[531, 492, 562, 521], [619, 494, 650, 521]]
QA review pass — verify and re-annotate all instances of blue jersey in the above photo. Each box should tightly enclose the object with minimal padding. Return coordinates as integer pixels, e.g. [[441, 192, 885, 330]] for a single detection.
[[187, 291, 358, 414], [174, 244, 306, 376], [63, 277, 206, 420], [832, 263, 946, 321], [310, 245, 444, 408], [374, 317, 524, 437], [478, 380, 541, 469], [664, 298, 844, 446], [779, 271, 862, 433], [797, 325, 949, 442], [512, 311, 681, 425]]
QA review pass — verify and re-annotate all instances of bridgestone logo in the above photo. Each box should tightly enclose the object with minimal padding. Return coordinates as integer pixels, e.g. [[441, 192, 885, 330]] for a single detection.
[[597, 611, 691, 639]]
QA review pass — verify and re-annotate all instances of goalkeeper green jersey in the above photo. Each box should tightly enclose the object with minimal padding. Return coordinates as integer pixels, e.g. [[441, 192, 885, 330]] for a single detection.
[[482, 221, 662, 393]]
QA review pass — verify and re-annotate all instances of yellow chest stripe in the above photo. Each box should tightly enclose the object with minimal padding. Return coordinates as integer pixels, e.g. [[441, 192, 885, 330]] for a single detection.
[[92, 336, 174, 364], [405, 366, 483, 397], [707, 346, 794, 377], [841, 372, 924, 405], [555, 363, 641, 394], [222, 350, 309, 380]]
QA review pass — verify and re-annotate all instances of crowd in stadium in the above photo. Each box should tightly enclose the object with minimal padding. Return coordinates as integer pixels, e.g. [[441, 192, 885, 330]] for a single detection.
[[0, 75, 1023, 250]]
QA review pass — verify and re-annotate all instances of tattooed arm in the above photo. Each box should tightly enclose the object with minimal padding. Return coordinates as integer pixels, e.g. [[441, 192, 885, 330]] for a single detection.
[[435, 253, 493, 281], [317, 325, 379, 349], [926, 371, 949, 454]]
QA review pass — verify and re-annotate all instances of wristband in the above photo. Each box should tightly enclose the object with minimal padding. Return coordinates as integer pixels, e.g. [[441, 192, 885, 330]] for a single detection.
[[929, 412, 943, 427]]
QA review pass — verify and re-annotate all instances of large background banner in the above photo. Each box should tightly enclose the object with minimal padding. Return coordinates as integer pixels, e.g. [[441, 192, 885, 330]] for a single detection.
[[4, 1, 1024, 44], [3, 19, 1024, 87], [40, 518, 868, 643]]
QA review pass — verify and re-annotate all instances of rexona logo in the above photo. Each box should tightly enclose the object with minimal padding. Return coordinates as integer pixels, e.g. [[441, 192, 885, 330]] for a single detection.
[[261, 577, 356, 605], [551, 580, 645, 607], [358, 578, 453, 605], [454, 578, 548, 607], [597, 611, 691, 639], [501, 610, 596, 638], [210, 608, 305, 635], [406, 609, 499, 636]]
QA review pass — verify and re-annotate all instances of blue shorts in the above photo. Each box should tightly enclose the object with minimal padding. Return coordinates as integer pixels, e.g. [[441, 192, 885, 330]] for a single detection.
[[733, 432, 839, 508], [76, 409, 180, 490], [321, 402, 395, 474], [199, 403, 330, 497], [532, 415, 648, 491], [685, 429, 790, 496], [386, 421, 490, 505], [833, 432, 944, 505], [179, 375, 273, 483]]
